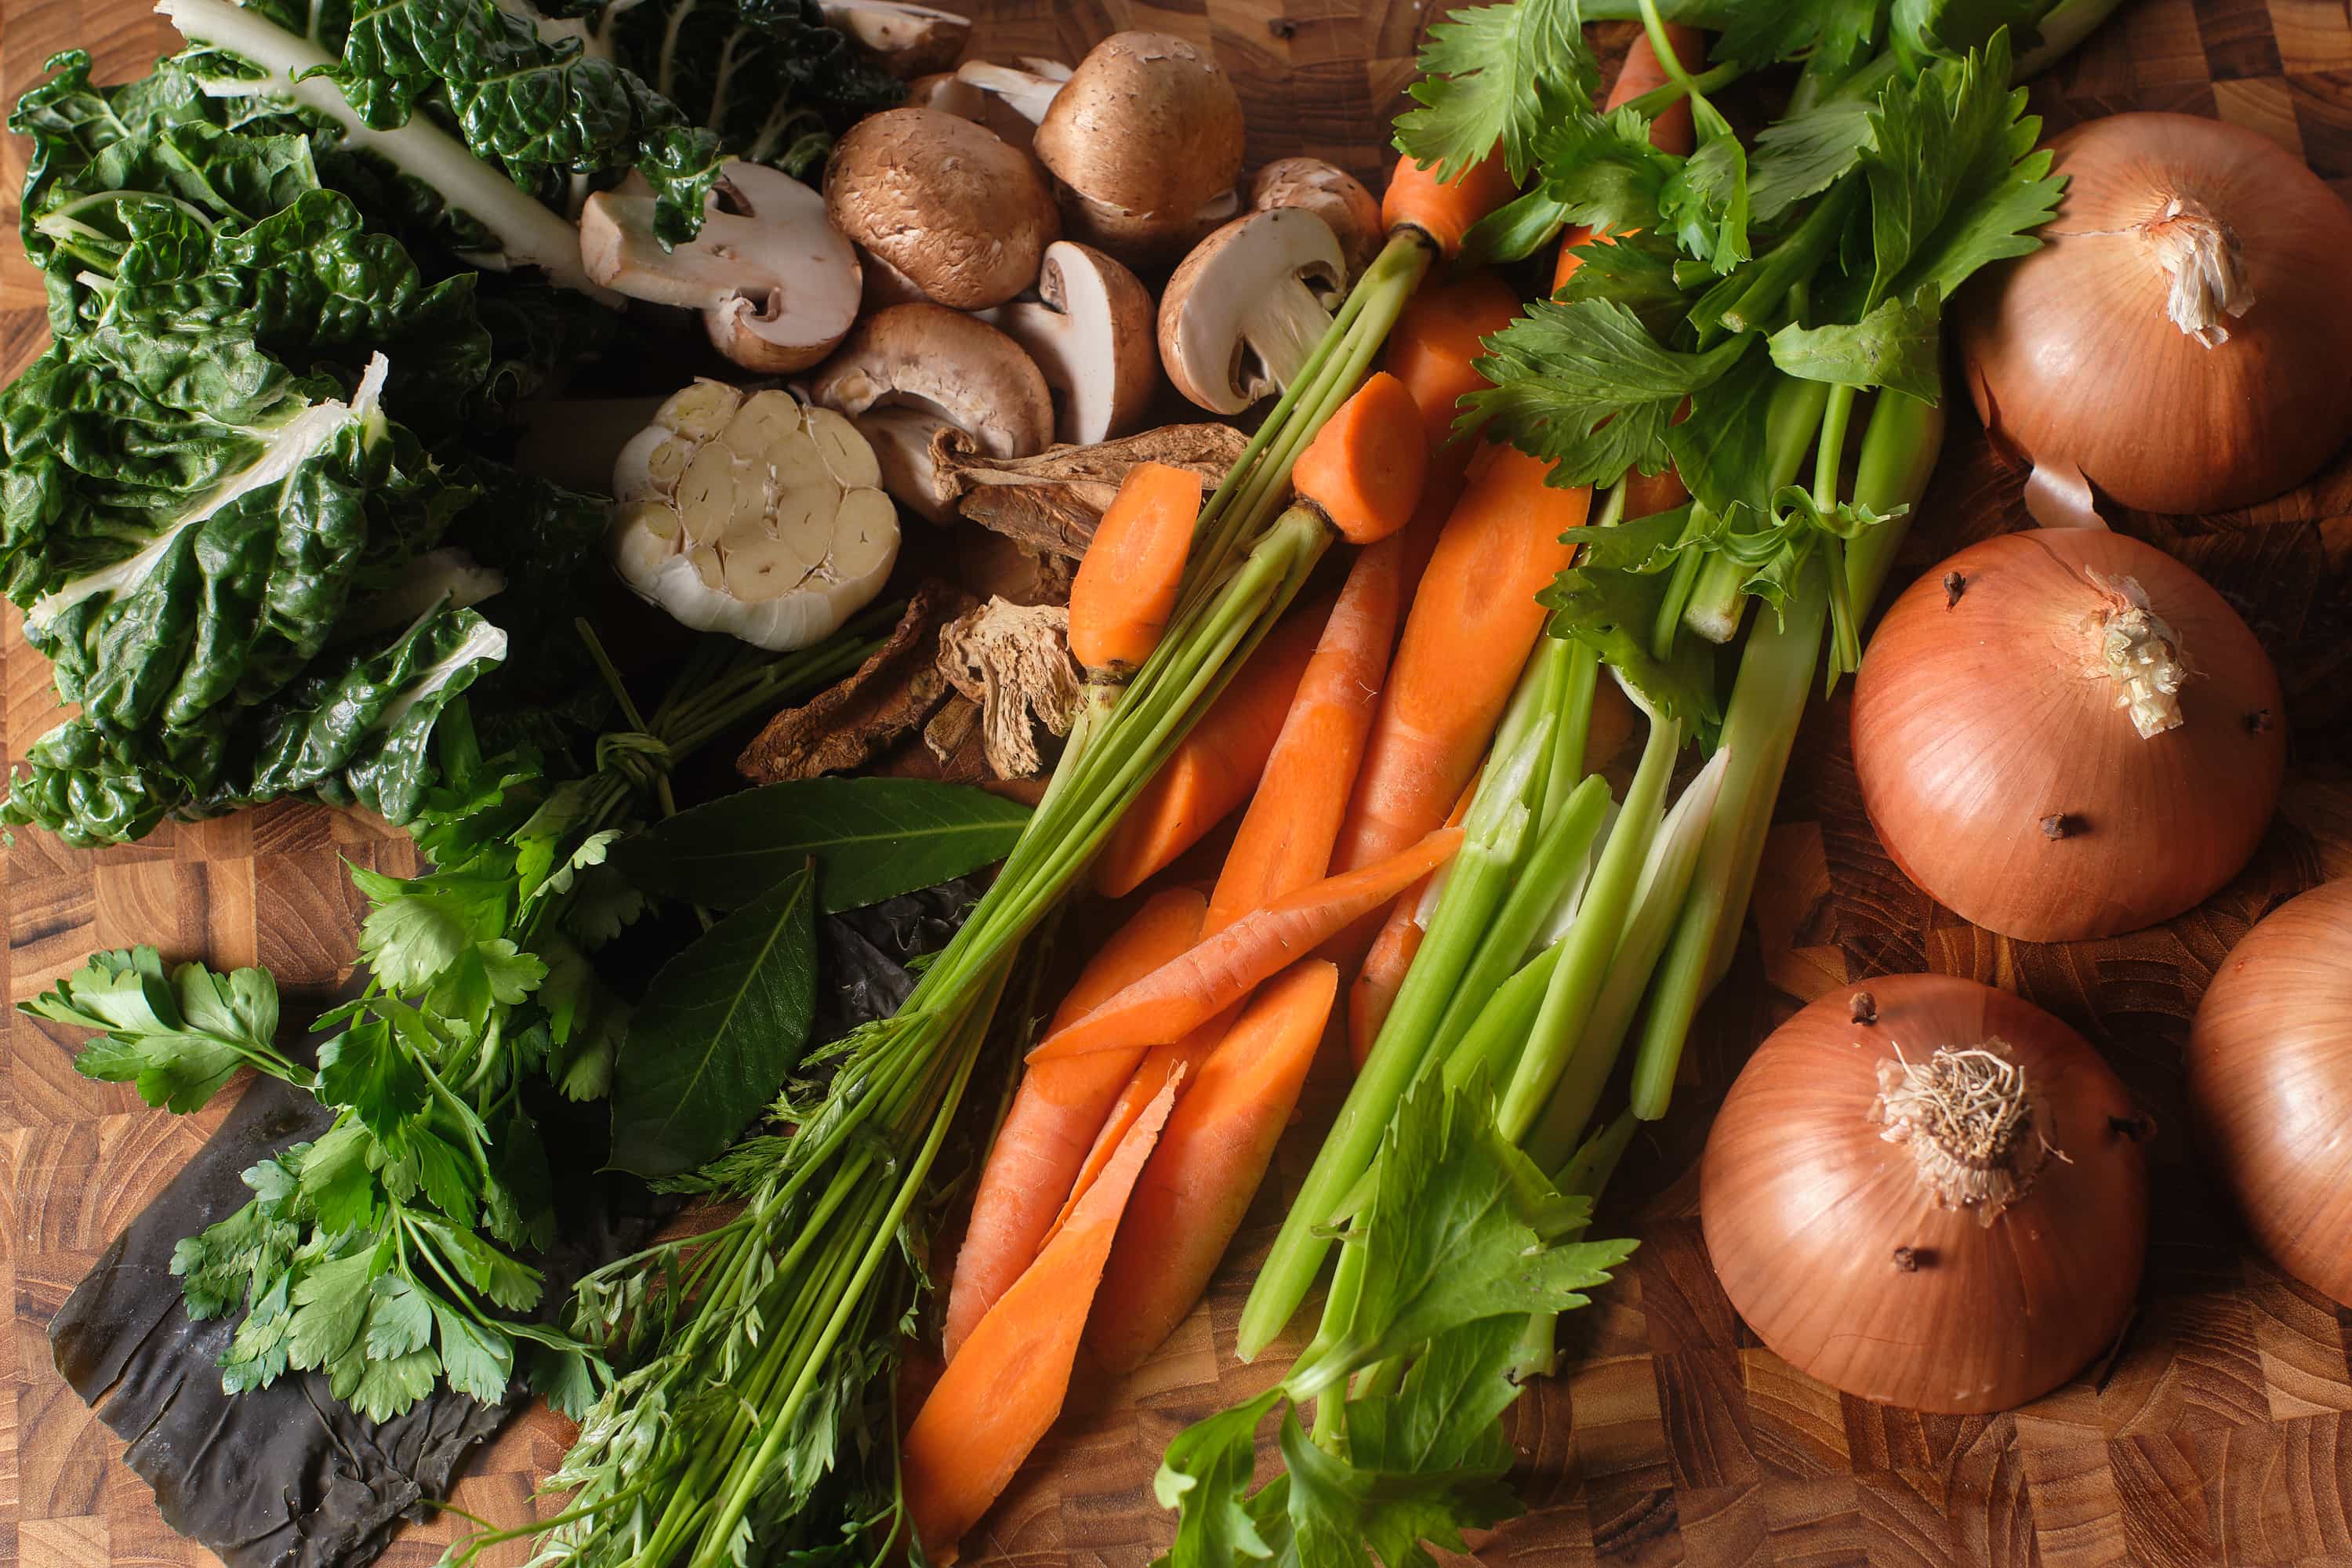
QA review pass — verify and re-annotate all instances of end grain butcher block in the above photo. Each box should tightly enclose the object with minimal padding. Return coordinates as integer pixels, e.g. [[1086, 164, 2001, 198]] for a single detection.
[[7, 0, 2352, 1565]]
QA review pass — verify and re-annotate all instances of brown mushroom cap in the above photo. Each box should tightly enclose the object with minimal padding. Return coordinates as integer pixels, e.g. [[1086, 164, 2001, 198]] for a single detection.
[[1250, 158, 1383, 278], [975, 241, 1159, 445], [825, 108, 1059, 310], [810, 303, 1055, 519], [1033, 33, 1244, 223], [1061, 185, 1239, 273]]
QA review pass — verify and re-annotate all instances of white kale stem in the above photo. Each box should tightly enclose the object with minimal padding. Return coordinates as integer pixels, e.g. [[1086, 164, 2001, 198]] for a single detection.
[[155, 0, 621, 304]]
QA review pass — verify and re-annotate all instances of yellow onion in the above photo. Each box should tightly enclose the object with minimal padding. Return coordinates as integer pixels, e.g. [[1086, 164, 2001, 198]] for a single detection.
[[2187, 880, 2352, 1306], [1958, 112, 2352, 523], [1702, 975, 2149, 1414], [1851, 527, 2285, 943]]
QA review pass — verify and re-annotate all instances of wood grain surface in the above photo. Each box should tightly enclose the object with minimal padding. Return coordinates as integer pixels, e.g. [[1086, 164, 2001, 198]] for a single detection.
[[5, 2, 2352, 1566]]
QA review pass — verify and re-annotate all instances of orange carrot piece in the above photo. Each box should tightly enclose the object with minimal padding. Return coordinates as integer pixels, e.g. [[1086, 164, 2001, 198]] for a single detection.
[[901, 1080, 1179, 1565], [942, 887, 1207, 1363], [1345, 771, 1479, 1067], [1091, 598, 1330, 898], [1381, 147, 1519, 260], [1382, 270, 1525, 459], [1332, 448, 1592, 880], [1207, 547, 1403, 934], [1552, 25, 1704, 295], [1030, 826, 1465, 1062], [1290, 372, 1428, 545], [1050, 1009, 1230, 1236], [1068, 461, 1201, 673], [1624, 463, 1692, 519], [1087, 961, 1339, 1373]]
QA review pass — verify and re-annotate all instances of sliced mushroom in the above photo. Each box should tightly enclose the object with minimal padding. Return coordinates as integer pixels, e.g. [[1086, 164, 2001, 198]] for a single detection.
[[815, 0, 971, 77], [1025, 33, 1247, 271], [810, 303, 1054, 521], [906, 71, 985, 117], [579, 162, 860, 373], [972, 241, 1157, 445], [1250, 158, 1383, 278], [609, 382, 898, 650], [824, 107, 1058, 310], [1158, 208, 1347, 416]]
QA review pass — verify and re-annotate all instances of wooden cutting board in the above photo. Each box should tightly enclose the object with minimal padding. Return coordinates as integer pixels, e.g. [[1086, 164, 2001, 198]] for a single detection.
[[6, 1, 2352, 1565]]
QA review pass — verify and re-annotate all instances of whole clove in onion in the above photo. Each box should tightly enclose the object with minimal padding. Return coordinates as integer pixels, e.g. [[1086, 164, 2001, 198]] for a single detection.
[[1702, 975, 2150, 1414], [2187, 880, 2352, 1306], [1957, 112, 2352, 524], [1851, 527, 2285, 943]]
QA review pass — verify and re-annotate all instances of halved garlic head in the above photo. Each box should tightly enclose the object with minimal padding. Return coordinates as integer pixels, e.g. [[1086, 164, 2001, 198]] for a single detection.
[[610, 380, 899, 650]]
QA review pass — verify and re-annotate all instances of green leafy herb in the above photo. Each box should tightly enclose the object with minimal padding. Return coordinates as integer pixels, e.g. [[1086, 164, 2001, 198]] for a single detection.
[[1467, 299, 1750, 487], [24, 946, 294, 1112], [1769, 284, 1944, 401], [608, 777, 1030, 914], [1393, 0, 1598, 183], [607, 865, 819, 1178], [1527, 100, 1677, 236], [1748, 97, 1876, 222]]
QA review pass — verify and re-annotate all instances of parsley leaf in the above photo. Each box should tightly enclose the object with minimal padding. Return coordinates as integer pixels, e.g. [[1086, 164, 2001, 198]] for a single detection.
[[27, 946, 298, 1112], [1769, 285, 1945, 401], [1552, 230, 1693, 332], [1748, 97, 1876, 222], [1864, 31, 2061, 306], [1715, 0, 1883, 74], [1658, 101, 1752, 274], [1541, 510, 1729, 736], [1393, 0, 1599, 183], [1468, 299, 1751, 488], [1529, 99, 1676, 235]]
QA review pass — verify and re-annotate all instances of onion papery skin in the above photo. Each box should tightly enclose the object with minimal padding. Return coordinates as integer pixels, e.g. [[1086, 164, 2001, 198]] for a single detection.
[[1701, 975, 2149, 1415], [1851, 528, 2285, 943], [2187, 880, 2352, 1306], [1957, 112, 2352, 519]]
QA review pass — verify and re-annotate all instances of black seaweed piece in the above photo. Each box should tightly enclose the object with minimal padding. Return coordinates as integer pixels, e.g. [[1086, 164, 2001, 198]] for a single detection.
[[47, 877, 984, 1568]]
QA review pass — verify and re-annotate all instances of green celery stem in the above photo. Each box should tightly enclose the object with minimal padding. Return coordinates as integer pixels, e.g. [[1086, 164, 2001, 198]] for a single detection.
[[1442, 939, 1565, 1094]]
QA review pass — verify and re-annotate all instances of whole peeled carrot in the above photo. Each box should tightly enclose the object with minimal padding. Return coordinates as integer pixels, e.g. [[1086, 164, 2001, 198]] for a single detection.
[[1382, 269, 1525, 463], [1381, 147, 1519, 261], [1552, 25, 1704, 296], [901, 1080, 1179, 1564], [1345, 771, 1479, 1067], [1331, 447, 1592, 884], [1086, 960, 1338, 1373], [1091, 597, 1330, 898], [1031, 826, 1465, 1062], [1068, 461, 1202, 673], [942, 887, 1206, 1363], [1290, 371, 1428, 545]]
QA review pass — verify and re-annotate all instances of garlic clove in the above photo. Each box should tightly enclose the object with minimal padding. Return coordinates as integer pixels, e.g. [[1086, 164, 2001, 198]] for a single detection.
[[723, 532, 817, 603], [723, 389, 807, 459], [661, 378, 743, 440], [806, 405, 884, 488], [688, 543, 726, 590], [677, 442, 739, 545]]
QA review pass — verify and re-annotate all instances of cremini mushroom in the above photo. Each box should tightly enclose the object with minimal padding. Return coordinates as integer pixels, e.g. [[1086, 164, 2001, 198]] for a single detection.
[[824, 108, 1058, 310], [1157, 208, 1347, 415], [814, 0, 971, 77], [608, 381, 898, 651], [1021, 33, 1247, 270], [938, 59, 1070, 151], [579, 162, 860, 373], [1250, 158, 1383, 278], [973, 241, 1157, 445], [810, 303, 1054, 522]]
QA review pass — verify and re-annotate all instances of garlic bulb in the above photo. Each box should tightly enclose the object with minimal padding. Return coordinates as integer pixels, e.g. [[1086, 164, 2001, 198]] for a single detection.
[[610, 380, 898, 649]]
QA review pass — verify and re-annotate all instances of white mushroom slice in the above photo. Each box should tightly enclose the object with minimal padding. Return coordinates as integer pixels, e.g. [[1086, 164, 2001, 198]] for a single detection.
[[810, 303, 1054, 519], [1250, 158, 1383, 278], [1158, 208, 1348, 416], [824, 109, 1058, 310], [579, 164, 861, 374], [609, 385, 898, 650], [972, 241, 1157, 445], [814, 0, 971, 77]]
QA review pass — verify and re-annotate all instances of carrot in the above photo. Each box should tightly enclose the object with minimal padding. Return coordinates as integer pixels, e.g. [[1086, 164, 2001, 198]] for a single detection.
[[1381, 147, 1519, 260], [1624, 462, 1691, 519], [942, 887, 1206, 1363], [1290, 372, 1428, 545], [1382, 269, 1525, 460], [1207, 548, 1402, 933], [1552, 25, 1704, 296], [1086, 961, 1339, 1373], [1030, 826, 1464, 1062], [1091, 597, 1330, 898], [900, 1080, 1179, 1565], [1050, 1011, 1229, 1234], [1345, 771, 1479, 1067], [1331, 447, 1592, 882], [1067, 461, 1201, 673]]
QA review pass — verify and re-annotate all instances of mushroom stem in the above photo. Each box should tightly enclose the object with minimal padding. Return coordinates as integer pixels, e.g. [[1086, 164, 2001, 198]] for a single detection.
[[956, 60, 1062, 124], [1245, 277, 1340, 394]]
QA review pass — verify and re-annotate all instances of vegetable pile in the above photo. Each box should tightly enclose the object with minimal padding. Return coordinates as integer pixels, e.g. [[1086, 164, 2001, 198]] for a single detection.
[[13, 0, 2352, 1563]]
